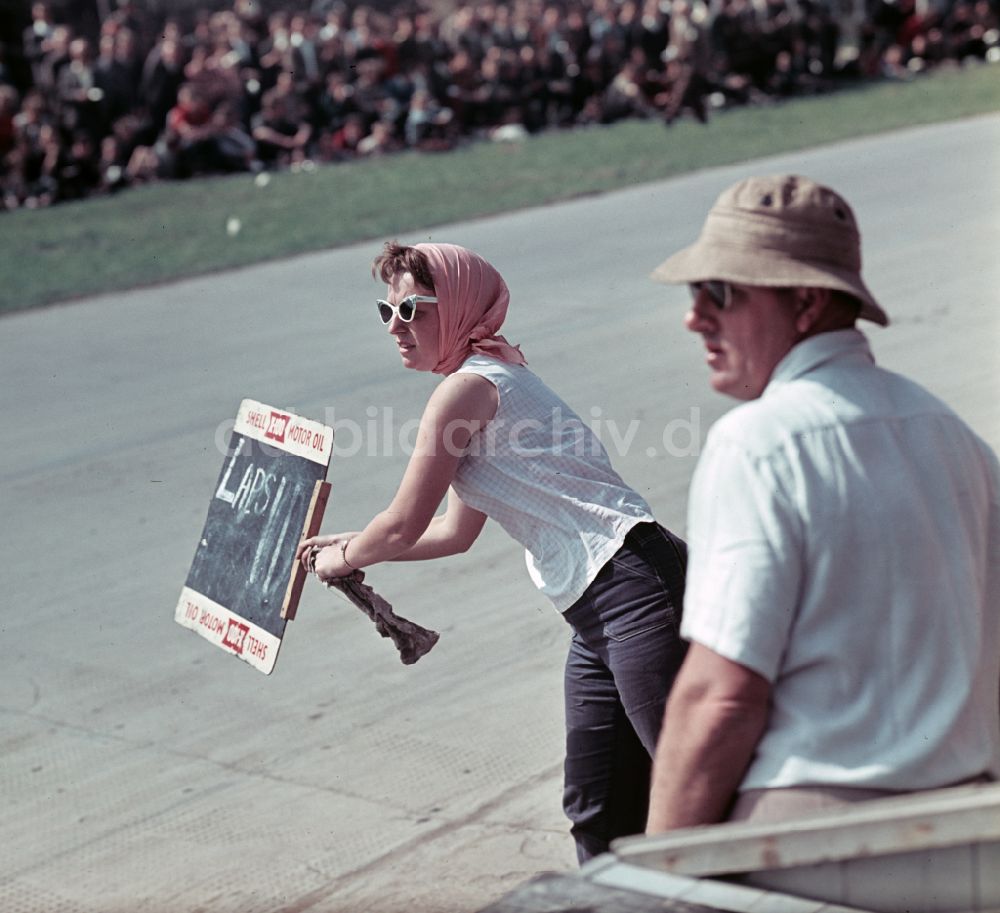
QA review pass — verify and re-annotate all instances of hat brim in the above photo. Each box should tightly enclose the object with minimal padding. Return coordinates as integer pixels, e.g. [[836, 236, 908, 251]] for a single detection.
[[651, 240, 889, 327]]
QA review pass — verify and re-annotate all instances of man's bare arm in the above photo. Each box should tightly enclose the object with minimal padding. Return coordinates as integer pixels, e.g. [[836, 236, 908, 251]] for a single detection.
[[647, 643, 771, 832]]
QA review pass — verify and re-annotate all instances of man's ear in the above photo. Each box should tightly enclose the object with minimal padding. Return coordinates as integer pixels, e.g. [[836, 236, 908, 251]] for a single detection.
[[793, 287, 833, 335]]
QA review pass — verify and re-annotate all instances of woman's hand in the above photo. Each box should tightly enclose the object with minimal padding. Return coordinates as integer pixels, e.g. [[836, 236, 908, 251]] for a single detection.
[[312, 543, 358, 583], [296, 532, 359, 572]]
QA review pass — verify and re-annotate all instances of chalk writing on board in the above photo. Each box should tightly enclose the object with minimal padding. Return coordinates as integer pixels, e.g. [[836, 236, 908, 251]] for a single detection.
[[175, 400, 333, 674]]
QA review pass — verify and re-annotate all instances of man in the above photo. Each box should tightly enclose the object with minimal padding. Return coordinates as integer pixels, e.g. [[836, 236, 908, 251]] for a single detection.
[[646, 174, 1000, 830], [23, 3, 55, 89]]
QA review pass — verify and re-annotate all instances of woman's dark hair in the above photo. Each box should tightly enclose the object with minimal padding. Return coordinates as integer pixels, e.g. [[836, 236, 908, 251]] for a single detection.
[[371, 241, 435, 291]]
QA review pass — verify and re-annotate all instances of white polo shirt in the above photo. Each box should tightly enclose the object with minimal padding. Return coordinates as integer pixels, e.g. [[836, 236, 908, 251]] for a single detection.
[[683, 329, 1000, 791], [453, 355, 655, 611]]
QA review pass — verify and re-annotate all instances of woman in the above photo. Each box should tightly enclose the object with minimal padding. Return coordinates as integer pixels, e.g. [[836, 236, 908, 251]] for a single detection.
[[297, 241, 687, 862]]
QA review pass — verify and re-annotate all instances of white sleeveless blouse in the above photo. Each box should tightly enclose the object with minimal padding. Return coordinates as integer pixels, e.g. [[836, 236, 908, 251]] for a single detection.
[[453, 355, 654, 611]]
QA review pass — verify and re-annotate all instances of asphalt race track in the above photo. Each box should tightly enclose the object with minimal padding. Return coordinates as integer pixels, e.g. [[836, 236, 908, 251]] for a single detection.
[[2, 113, 998, 913]]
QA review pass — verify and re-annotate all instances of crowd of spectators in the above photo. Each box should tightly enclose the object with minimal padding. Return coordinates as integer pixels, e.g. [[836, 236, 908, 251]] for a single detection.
[[1, 0, 997, 209]]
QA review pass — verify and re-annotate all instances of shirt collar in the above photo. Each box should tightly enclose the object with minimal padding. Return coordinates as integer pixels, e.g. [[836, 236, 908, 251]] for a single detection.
[[765, 328, 874, 394]]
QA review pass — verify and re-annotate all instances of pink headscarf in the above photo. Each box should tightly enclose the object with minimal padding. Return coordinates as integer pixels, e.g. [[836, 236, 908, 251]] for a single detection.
[[415, 242, 527, 376]]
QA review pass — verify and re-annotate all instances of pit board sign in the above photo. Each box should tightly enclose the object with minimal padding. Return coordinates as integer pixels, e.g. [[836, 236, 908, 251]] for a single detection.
[[175, 399, 333, 674]]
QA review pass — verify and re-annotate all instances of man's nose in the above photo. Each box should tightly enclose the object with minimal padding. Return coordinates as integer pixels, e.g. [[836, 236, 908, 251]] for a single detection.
[[685, 288, 718, 333]]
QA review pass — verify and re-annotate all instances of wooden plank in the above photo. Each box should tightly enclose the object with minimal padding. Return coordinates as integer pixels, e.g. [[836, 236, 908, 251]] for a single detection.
[[587, 860, 873, 912], [612, 784, 1000, 877], [741, 841, 995, 912], [281, 479, 331, 622]]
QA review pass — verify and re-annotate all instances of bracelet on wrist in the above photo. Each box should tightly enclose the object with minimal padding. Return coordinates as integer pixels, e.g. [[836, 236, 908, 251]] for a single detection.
[[341, 540, 357, 571]]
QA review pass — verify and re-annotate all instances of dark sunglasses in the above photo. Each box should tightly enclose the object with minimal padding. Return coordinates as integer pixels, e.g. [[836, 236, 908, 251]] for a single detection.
[[376, 294, 438, 324], [689, 280, 733, 310]]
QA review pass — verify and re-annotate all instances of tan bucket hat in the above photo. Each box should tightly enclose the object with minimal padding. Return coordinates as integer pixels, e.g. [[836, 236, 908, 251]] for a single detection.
[[651, 174, 888, 326]]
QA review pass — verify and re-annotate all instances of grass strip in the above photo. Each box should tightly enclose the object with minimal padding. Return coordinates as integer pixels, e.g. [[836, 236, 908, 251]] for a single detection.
[[3, 63, 998, 314]]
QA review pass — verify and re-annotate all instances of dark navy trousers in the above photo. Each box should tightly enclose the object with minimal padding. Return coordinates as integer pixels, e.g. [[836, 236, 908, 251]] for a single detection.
[[561, 521, 688, 864]]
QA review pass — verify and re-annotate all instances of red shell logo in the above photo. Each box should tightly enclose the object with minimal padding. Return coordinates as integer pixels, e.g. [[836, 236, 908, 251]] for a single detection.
[[222, 619, 250, 654], [265, 411, 290, 443]]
